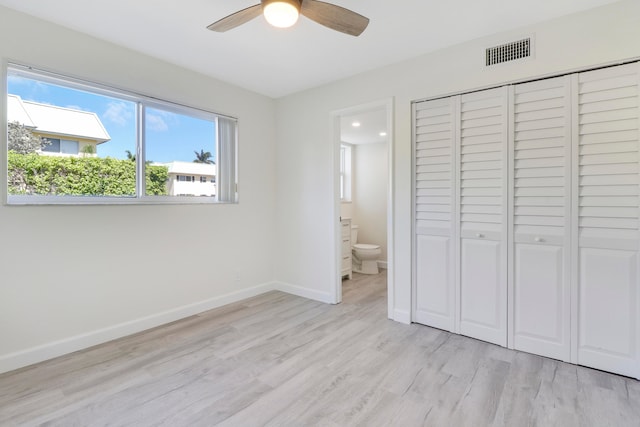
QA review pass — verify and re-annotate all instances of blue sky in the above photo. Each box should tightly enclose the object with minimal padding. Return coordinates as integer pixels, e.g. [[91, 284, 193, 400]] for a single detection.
[[8, 75, 216, 163]]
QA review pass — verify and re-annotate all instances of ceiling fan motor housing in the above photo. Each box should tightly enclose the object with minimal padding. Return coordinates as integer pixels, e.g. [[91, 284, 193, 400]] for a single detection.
[[262, 0, 301, 12]]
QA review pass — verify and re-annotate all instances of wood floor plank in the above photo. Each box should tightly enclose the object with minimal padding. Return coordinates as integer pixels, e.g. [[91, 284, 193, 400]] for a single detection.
[[1, 271, 639, 426]]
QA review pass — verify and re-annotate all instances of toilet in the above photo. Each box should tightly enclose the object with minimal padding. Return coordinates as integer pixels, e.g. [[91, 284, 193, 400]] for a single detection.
[[351, 225, 381, 275]]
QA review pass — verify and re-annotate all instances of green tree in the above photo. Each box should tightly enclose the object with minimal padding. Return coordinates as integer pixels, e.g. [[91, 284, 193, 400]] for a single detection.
[[7, 121, 49, 154], [125, 150, 136, 161], [193, 149, 214, 164], [81, 145, 96, 155]]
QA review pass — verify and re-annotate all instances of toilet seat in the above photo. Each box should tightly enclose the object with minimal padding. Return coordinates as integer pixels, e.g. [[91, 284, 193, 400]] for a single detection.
[[353, 243, 379, 250]]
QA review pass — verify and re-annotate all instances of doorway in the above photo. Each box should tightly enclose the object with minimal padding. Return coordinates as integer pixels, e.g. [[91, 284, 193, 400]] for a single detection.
[[331, 99, 394, 319]]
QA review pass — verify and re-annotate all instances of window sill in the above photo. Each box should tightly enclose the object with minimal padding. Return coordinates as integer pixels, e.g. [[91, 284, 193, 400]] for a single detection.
[[6, 195, 238, 206]]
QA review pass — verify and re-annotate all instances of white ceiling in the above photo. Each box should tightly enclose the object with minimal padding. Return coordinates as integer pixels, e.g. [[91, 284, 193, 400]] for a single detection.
[[0, 0, 622, 98], [340, 108, 387, 145]]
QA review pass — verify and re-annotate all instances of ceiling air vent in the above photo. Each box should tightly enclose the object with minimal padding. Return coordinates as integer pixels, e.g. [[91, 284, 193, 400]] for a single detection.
[[486, 38, 531, 66]]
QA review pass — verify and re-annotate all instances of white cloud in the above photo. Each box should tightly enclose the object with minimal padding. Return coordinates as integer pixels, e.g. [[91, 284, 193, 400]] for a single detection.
[[146, 114, 169, 132], [103, 101, 134, 126], [8, 75, 50, 101]]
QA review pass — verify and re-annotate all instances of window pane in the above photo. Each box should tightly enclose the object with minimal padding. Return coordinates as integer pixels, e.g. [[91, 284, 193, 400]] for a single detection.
[[145, 106, 217, 197], [7, 72, 137, 197], [42, 138, 61, 153], [60, 140, 79, 155]]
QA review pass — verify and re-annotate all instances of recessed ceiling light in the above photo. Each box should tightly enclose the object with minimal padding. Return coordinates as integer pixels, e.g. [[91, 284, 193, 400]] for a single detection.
[[352, 122, 361, 127], [379, 132, 387, 137]]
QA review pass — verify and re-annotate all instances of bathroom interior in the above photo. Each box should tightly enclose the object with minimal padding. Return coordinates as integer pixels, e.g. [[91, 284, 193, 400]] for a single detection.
[[339, 107, 389, 281]]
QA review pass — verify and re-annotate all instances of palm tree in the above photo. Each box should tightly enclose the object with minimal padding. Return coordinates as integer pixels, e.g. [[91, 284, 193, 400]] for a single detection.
[[125, 150, 136, 161], [193, 149, 215, 164]]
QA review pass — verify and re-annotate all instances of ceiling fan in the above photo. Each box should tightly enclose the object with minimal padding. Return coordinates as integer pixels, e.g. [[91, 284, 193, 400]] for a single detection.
[[207, 0, 369, 37]]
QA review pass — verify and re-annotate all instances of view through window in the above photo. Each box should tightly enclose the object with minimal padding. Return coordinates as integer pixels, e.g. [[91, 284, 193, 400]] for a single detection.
[[6, 64, 236, 203]]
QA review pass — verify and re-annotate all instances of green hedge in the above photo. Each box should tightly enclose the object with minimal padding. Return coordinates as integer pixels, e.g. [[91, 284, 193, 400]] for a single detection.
[[8, 152, 168, 196]]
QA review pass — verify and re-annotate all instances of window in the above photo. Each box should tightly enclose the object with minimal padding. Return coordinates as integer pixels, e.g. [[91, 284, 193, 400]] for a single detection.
[[42, 138, 60, 153], [340, 144, 352, 201], [6, 64, 238, 204], [42, 139, 79, 155]]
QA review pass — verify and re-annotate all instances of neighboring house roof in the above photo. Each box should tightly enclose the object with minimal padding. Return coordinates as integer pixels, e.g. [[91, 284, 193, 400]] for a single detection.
[[155, 161, 217, 176], [7, 95, 36, 128], [8, 95, 111, 143]]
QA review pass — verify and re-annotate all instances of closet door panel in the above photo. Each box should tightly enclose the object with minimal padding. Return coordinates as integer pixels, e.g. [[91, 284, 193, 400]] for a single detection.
[[578, 248, 638, 377], [575, 62, 640, 378], [458, 87, 508, 346], [460, 238, 503, 344], [511, 76, 572, 361], [415, 235, 453, 330], [514, 244, 566, 360], [414, 97, 457, 331]]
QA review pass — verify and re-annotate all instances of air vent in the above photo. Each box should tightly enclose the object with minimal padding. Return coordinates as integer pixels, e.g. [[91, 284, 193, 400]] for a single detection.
[[486, 38, 531, 66]]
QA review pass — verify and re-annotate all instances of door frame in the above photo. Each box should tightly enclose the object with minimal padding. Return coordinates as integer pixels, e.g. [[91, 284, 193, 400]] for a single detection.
[[330, 98, 395, 319]]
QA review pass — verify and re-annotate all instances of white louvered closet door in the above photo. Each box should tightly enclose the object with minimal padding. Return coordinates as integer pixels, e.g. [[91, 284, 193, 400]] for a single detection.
[[510, 76, 572, 361], [574, 63, 640, 379], [458, 87, 509, 346], [413, 97, 457, 331]]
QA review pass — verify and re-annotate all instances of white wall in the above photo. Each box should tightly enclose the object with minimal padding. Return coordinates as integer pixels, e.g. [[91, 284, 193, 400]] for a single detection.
[[340, 202, 353, 219], [274, 0, 640, 322], [0, 7, 277, 373], [352, 143, 388, 262]]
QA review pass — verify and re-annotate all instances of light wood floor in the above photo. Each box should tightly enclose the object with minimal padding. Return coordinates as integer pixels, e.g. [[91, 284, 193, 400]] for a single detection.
[[1, 272, 639, 426]]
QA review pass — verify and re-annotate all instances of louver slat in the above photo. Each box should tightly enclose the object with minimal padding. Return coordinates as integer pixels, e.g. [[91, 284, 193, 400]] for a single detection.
[[459, 88, 507, 237], [414, 98, 455, 235], [513, 78, 570, 240], [578, 64, 640, 248]]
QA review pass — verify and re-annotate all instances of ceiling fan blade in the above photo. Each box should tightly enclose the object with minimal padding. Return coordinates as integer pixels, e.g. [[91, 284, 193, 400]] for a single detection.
[[300, 0, 369, 36], [207, 4, 262, 32]]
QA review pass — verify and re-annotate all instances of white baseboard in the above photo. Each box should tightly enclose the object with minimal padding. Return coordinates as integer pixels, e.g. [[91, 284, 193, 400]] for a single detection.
[[273, 281, 335, 304], [0, 282, 277, 375], [393, 309, 411, 325]]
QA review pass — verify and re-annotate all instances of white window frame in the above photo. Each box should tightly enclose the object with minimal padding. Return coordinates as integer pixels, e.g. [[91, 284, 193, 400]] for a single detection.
[[5, 63, 238, 205], [340, 143, 352, 202]]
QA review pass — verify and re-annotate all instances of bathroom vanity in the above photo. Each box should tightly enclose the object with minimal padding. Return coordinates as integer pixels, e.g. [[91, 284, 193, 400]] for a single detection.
[[340, 218, 352, 280]]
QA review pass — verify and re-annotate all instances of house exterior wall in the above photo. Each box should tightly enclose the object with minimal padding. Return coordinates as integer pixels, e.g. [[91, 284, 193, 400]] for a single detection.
[[167, 174, 216, 197], [33, 131, 101, 157]]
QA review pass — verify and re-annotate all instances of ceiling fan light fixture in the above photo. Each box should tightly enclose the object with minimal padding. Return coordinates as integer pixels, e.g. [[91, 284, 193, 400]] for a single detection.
[[263, 0, 300, 28]]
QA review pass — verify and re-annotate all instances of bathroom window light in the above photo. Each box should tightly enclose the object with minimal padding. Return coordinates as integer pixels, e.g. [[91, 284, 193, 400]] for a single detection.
[[340, 144, 352, 201]]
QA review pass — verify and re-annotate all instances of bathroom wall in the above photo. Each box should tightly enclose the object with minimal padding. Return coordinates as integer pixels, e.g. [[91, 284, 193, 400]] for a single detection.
[[340, 202, 353, 219], [352, 142, 388, 263]]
